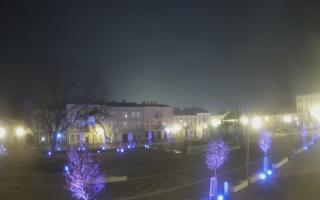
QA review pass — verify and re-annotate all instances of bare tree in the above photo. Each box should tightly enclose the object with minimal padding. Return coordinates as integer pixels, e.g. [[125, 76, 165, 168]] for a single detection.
[[32, 66, 108, 152]]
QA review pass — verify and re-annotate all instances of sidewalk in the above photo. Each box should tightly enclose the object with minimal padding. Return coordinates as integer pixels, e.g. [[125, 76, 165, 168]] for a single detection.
[[234, 143, 320, 200]]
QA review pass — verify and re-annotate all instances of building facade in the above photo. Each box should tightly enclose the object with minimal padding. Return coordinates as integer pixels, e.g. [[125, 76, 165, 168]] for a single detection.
[[173, 108, 210, 139], [32, 102, 174, 149], [296, 93, 320, 127], [259, 113, 299, 133]]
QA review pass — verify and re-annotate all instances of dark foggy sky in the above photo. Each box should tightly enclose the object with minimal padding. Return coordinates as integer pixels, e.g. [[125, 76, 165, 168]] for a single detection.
[[0, 0, 320, 117]]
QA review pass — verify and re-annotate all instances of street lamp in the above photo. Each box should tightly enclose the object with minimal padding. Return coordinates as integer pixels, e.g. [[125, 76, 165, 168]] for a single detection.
[[15, 127, 25, 137], [241, 115, 265, 189], [95, 127, 104, 135], [240, 116, 249, 126], [211, 119, 221, 128], [283, 115, 292, 123], [0, 127, 6, 138], [240, 116, 250, 180], [251, 116, 263, 130]]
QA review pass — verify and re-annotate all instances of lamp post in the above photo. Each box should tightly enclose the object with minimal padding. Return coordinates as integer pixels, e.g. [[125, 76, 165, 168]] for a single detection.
[[183, 122, 188, 153], [241, 116, 263, 180], [240, 116, 250, 179]]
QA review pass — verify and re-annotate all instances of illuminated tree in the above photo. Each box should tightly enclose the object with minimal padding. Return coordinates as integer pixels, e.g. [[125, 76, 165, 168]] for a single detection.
[[258, 131, 272, 172], [64, 149, 105, 200], [205, 140, 229, 176], [258, 131, 272, 156]]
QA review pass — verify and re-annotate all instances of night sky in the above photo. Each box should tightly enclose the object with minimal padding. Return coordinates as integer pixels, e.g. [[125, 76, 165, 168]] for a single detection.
[[0, 0, 320, 117]]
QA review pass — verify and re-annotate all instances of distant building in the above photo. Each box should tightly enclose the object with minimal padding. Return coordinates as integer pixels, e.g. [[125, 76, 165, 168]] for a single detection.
[[173, 107, 210, 139], [210, 111, 241, 138], [296, 92, 320, 127], [0, 119, 33, 145], [259, 113, 299, 133], [32, 102, 174, 149]]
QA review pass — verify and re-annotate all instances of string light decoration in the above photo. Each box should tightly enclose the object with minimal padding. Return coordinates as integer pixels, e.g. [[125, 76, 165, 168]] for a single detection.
[[64, 149, 105, 200], [205, 140, 229, 176], [258, 131, 272, 156]]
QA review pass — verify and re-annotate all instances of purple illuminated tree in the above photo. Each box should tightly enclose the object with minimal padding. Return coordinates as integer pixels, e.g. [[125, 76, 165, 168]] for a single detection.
[[258, 131, 272, 156], [258, 131, 272, 171], [64, 149, 105, 200], [205, 140, 229, 199], [205, 140, 229, 176]]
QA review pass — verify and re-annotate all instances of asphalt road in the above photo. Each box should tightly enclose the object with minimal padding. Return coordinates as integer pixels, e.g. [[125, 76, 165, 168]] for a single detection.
[[0, 134, 302, 200]]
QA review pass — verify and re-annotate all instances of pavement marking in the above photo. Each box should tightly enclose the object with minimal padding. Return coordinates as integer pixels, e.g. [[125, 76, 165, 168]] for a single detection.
[[0, 182, 64, 189], [0, 176, 127, 188], [116, 159, 263, 200], [114, 178, 208, 200]]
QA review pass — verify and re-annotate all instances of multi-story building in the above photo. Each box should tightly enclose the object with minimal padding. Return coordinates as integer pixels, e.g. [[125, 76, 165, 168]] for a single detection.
[[296, 92, 320, 127], [32, 102, 174, 149], [173, 107, 210, 139]]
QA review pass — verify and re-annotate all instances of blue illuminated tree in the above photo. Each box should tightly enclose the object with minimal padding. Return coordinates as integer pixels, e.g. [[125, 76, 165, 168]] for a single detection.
[[258, 131, 272, 171], [64, 149, 105, 200], [258, 131, 271, 156], [206, 140, 229, 175], [205, 140, 229, 199]]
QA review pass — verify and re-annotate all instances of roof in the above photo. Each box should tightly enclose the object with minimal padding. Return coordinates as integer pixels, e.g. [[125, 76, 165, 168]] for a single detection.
[[66, 101, 171, 108], [174, 106, 209, 115], [105, 102, 170, 108]]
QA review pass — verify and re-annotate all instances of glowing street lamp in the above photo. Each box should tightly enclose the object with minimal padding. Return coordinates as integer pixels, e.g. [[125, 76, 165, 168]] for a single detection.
[[15, 127, 25, 137], [283, 115, 292, 123], [211, 119, 221, 128], [240, 116, 249, 126], [95, 127, 104, 135], [251, 116, 263, 130], [0, 127, 6, 138]]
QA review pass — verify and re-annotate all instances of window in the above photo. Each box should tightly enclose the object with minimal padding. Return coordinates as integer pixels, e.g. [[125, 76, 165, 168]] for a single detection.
[[132, 112, 135, 117], [77, 135, 80, 142], [71, 135, 75, 142], [137, 112, 140, 117]]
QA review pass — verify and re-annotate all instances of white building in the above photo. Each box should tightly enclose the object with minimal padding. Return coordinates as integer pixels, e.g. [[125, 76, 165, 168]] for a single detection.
[[296, 92, 320, 127], [174, 107, 210, 139]]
